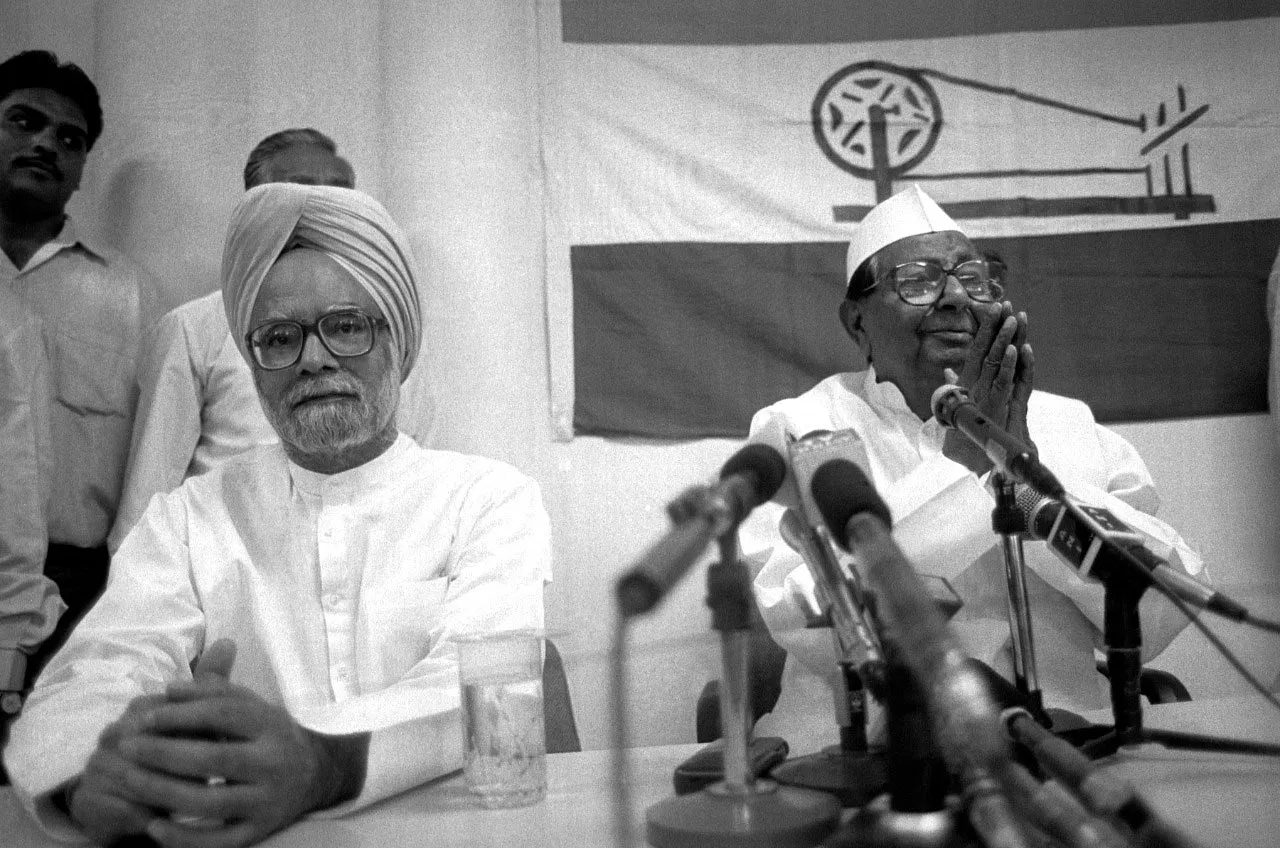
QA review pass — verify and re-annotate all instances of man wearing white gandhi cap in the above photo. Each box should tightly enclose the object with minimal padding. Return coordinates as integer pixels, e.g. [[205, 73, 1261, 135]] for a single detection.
[[5, 184, 552, 847], [744, 184, 1206, 750]]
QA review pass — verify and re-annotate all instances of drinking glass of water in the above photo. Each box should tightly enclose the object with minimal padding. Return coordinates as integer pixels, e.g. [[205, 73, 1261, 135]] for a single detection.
[[456, 629, 547, 809]]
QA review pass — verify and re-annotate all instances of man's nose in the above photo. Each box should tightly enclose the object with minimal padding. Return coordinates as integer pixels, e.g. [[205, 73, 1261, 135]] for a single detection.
[[933, 272, 970, 308], [296, 331, 339, 373], [29, 125, 60, 156]]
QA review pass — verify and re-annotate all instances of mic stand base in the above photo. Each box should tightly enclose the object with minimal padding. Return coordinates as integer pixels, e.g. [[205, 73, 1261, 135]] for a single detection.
[[646, 779, 842, 848], [772, 745, 888, 808], [822, 795, 974, 848]]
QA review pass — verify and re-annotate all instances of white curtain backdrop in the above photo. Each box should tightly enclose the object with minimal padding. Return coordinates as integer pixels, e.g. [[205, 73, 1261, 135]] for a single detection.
[[4, 0, 1278, 752]]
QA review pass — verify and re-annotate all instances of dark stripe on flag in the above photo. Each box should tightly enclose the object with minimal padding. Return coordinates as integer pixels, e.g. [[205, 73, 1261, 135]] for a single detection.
[[572, 218, 1279, 439], [561, 1, 1279, 45]]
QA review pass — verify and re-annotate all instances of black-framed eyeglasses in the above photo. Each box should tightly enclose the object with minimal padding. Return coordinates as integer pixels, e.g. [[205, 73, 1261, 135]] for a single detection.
[[874, 259, 1004, 306], [245, 309, 389, 371]]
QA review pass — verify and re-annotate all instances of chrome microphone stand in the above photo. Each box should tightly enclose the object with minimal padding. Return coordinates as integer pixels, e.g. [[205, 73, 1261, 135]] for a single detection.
[[645, 526, 842, 848], [992, 474, 1048, 724]]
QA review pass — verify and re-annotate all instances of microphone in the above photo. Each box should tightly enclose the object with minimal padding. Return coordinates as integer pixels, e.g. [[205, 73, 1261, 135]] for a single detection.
[[982, 666, 1202, 848], [931, 383, 1065, 499], [809, 458, 1011, 777], [1015, 488, 1246, 621], [616, 443, 786, 617], [779, 509, 883, 664]]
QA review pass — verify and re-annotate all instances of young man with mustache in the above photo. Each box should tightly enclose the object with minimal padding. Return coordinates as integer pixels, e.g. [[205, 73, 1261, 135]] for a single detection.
[[0, 50, 160, 696]]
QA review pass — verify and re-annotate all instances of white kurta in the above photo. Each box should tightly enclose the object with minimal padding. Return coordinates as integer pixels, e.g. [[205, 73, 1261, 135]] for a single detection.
[[109, 290, 438, 553], [5, 434, 551, 841], [747, 369, 1205, 751]]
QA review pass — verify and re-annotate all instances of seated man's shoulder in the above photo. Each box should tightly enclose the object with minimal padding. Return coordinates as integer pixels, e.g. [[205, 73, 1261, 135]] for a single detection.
[[1026, 388, 1097, 430], [751, 370, 872, 436], [408, 446, 540, 493], [164, 289, 227, 326]]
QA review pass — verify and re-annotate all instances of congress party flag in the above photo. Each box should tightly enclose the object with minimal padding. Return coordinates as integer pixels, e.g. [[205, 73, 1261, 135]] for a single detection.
[[538, 0, 1280, 440]]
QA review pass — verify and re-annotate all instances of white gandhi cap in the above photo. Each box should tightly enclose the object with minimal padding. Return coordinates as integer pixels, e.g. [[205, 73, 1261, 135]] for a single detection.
[[845, 185, 962, 292]]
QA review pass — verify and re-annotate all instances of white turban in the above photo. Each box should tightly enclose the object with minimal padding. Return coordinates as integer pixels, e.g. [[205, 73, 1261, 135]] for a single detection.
[[845, 185, 962, 290], [221, 184, 422, 376]]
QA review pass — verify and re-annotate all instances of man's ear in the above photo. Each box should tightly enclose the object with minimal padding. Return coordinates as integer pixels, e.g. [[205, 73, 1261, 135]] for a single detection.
[[838, 298, 867, 350]]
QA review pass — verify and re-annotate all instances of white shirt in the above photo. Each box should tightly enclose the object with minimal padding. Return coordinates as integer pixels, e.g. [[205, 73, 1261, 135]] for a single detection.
[[1, 218, 160, 548], [1267, 247, 1280, 449], [109, 290, 439, 553], [5, 434, 551, 840], [0, 286, 63, 690], [747, 368, 1206, 750]]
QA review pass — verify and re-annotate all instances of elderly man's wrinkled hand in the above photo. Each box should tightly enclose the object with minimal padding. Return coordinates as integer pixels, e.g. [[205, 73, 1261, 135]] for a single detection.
[[942, 302, 1036, 475], [67, 693, 171, 846], [112, 679, 340, 848]]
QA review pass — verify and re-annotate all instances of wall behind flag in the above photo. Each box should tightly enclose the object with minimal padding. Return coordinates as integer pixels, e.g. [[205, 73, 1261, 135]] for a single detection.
[[3, 0, 1279, 754]]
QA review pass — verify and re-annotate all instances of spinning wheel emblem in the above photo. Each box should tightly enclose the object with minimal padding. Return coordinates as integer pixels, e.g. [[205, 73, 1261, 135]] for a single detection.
[[812, 61, 943, 180]]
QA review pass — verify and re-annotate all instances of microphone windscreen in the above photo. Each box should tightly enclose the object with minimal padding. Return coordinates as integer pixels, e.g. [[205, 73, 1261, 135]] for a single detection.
[[720, 443, 787, 506], [1014, 485, 1057, 540], [810, 459, 892, 545], [929, 383, 968, 427]]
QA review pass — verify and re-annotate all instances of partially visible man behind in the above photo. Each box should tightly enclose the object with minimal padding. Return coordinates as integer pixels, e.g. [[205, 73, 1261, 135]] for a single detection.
[[5, 184, 551, 846], [747, 185, 1205, 744], [108, 128, 359, 553], [0, 286, 64, 779], [0, 50, 160, 682]]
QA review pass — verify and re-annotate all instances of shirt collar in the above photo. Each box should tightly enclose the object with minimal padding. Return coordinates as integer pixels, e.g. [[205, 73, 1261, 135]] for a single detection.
[[861, 364, 912, 413], [6, 216, 107, 275], [53, 216, 108, 259], [860, 364, 947, 444], [288, 432, 413, 498]]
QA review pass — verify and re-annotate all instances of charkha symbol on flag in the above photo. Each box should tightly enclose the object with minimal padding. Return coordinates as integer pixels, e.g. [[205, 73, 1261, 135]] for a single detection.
[[538, 1, 1280, 440]]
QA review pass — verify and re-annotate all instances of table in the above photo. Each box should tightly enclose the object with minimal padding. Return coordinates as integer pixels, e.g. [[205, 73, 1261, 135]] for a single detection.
[[3, 697, 1278, 847], [1, 744, 701, 848]]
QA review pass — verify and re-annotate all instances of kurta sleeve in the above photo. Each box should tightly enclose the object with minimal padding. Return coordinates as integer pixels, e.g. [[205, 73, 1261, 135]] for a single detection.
[[4, 493, 203, 841], [304, 469, 551, 817]]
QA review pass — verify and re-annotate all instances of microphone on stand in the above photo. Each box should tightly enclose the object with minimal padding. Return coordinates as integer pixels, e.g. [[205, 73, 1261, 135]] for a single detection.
[[810, 459, 1031, 848], [931, 383, 1064, 499], [810, 458, 1012, 778], [991, 474, 1048, 723], [778, 508, 883, 677], [635, 442, 844, 848], [1013, 488, 1245, 622], [771, 507, 889, 807], [616, 443, 786, 617]]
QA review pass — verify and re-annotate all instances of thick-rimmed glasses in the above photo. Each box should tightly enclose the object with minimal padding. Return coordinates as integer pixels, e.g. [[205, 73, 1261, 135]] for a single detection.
[[876, 259, 1004, 306], [245, 309, 389, 370]]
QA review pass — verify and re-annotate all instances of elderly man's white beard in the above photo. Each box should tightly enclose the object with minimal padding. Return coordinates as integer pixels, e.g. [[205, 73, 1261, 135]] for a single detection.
[[263, 363, 400, 458]]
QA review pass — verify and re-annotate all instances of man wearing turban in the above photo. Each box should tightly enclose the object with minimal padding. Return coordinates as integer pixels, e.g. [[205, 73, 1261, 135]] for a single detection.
[[5, 184, 551, 847], [744, 185, 1206, 751]]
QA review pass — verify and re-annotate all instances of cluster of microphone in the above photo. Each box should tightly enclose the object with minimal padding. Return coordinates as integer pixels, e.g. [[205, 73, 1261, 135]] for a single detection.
[[617, 382, 1218, 848]]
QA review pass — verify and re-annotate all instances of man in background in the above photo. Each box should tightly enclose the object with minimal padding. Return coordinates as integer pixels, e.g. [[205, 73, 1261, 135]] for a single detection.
[[0, 50, 160, 686], [747, 185, 1205, 745], [6, 184, 550, 846], [0, 287, 63, 780]]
